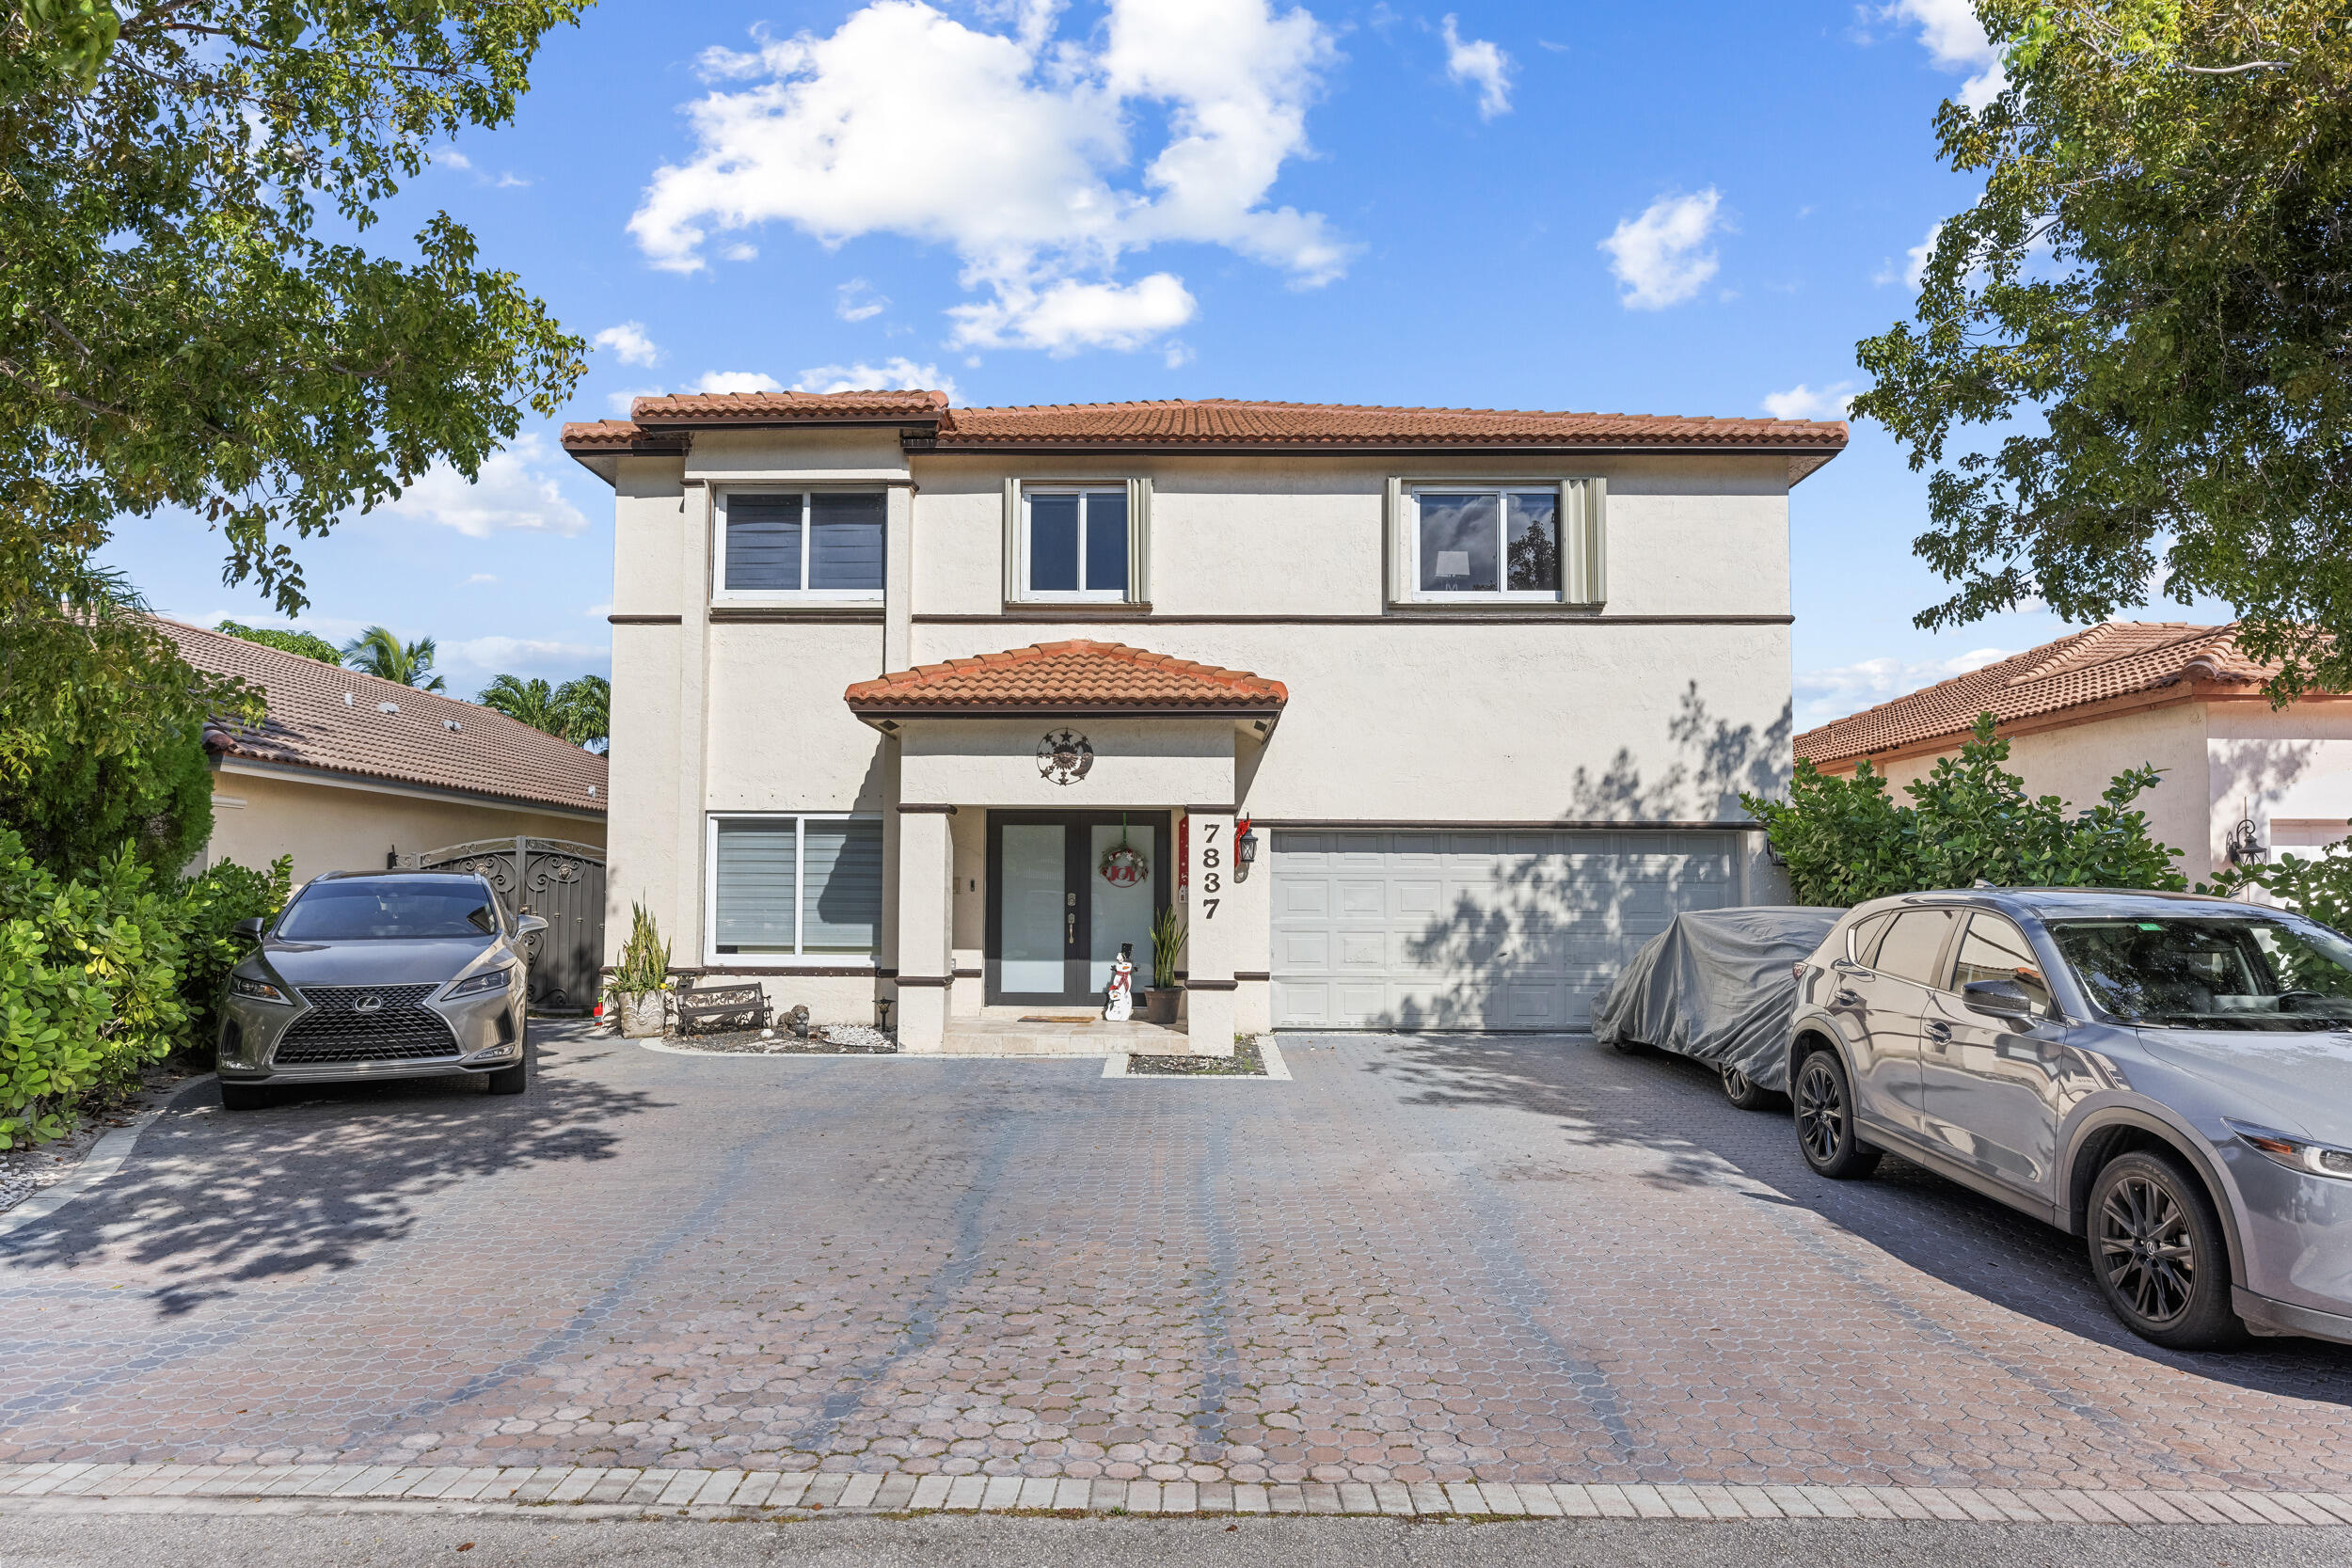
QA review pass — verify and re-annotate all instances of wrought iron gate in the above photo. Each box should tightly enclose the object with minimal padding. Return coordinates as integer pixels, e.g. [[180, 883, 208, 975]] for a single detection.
[[414, 837, 607, 1012]]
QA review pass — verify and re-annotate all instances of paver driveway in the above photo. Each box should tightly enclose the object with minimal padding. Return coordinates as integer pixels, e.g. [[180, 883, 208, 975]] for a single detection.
[[4, 1028, 2351, 1493]]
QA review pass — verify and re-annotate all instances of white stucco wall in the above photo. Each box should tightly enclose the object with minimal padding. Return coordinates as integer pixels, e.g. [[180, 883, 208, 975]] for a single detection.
[[2207, 700, 2352, 859]]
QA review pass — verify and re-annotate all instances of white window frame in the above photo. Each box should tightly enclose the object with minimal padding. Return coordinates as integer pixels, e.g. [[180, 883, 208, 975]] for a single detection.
[[1404, 483, 1570, 604], [1016, 483, 1133, 604], [704, 812, 882, 967], [711, 488, 886, 607]]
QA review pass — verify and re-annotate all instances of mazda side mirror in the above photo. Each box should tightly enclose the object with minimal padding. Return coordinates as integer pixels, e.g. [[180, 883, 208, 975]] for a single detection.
[[1963, 978, 2036, 1021], [232, 916, 265, 943], [516, 912, 548, 938]]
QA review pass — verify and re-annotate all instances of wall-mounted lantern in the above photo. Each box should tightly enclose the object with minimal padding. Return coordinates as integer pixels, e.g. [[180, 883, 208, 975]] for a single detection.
[[1235, 815, 1258, 876], [2226, 816, 2268, 866]]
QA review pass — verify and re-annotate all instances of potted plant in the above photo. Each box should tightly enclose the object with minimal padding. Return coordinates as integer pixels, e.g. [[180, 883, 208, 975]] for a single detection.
[[1145, 906, 1184, 1024], [607, 901, 672, 1037]]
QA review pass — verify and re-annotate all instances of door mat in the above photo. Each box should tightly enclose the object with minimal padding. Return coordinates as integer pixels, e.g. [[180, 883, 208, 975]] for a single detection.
[[1018, 1015, 1097, 1024]]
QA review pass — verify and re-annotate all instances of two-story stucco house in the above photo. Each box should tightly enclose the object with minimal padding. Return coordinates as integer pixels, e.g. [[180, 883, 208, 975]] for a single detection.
[[563, 391, 1845, 1051]]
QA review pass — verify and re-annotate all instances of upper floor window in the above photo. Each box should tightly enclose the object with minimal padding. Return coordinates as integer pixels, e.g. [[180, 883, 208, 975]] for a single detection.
[[1020, 486, 1129, 602], [716, 490, 884, 602], [1410, 486, 1560, 599]]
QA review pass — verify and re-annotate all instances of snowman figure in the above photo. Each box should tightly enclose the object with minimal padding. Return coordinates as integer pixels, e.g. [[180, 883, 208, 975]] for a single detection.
[[1104, 942, 1136, 1022]]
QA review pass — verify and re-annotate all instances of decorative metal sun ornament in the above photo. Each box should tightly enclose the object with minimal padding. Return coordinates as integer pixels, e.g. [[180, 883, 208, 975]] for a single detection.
[[1037, 729, 1094, 786]]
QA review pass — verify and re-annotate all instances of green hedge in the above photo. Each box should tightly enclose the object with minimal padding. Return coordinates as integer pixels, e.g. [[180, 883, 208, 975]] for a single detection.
[[0, 829, 286, 1148]]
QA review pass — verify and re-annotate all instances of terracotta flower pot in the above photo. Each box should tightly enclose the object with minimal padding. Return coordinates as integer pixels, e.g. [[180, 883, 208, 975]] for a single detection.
[[615, 991, 667, 1037], [1143, 988, 1180, 1025]]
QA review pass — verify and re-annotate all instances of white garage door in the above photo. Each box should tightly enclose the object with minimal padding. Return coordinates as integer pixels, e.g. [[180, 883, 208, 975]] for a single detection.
[[1270, 829, 1739, 1030]]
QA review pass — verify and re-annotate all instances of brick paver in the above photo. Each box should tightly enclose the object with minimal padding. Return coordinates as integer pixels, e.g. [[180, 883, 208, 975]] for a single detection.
[[4, 1027, 2352, 1497]]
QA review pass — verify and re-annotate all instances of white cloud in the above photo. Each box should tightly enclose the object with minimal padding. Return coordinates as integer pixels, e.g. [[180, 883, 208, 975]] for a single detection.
[[437, 148, 474, 171], [835, 278, 889, 322], [946, 273, 1196, 354], [1598, 188, 1724, 310], [377, 435, 586, 539], [593, 322, 661, 366], [1761, 382, 1855, 420], [1883, 0, 2006, 109], [723, 242, 759, 261], [494, 171, 532, 189], [441, 636, 612, 686], [628, 0, 1347, 355], [1796, 646, 2015, 731], [1440, 15, 1512, 119], [791, 357, 961, 402], [607, 386, 662, 416], [465, 573, 499, 585], [692, 371, 786, 394]]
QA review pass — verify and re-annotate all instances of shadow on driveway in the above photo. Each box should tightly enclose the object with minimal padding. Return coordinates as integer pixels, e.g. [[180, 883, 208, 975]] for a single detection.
[[0, 1028, 661, 1318], [1349, 1029, 2352, 1407]]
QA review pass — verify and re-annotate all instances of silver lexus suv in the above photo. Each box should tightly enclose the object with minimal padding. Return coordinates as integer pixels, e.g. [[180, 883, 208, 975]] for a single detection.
[[1789, 887, 2352, 1351], [216, 870, 545, 1108]]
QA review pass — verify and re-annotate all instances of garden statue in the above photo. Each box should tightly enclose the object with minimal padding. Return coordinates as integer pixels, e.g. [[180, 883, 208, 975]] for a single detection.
[[1105, 942, 1135, 1022]]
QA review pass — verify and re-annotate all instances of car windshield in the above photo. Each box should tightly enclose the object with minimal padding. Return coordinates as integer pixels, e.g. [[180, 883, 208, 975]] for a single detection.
[[276, 879, 501, 941], [2048, 915, 2352, 1030]]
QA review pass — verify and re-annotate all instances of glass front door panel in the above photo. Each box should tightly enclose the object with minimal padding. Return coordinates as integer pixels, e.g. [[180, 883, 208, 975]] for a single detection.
[[1089, 823, 1157, 992], [1000, 824, 1068, 994]]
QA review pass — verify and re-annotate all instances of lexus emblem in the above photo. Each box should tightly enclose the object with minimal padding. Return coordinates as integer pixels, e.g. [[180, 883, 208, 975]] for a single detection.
[[355, 994, 384, 1014]]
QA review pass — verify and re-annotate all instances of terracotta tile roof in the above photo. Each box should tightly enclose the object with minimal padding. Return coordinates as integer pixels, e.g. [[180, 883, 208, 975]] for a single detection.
[[1793, 622, 2278, 768], [563, 392, 1848, 466], [846, 641, 1288, 716], [161, 619, 608, 816]]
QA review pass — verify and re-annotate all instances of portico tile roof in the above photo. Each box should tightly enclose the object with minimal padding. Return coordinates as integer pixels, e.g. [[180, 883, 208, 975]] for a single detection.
[[846, 641, 1287, 716], [162, 619, 608, 815], [564, 391, 1847, 457], [1793, 621, 2277, 768]]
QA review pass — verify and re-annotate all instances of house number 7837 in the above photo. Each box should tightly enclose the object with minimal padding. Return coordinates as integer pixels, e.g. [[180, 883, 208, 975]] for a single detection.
[[1200, 821, 1220, 918]]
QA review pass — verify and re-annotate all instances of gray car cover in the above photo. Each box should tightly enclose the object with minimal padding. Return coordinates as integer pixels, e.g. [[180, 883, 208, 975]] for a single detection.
[[1591, 907, 1847, 1089]]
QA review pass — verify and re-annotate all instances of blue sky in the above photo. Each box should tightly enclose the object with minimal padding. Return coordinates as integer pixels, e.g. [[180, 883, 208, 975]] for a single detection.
[[101, 0, 2197, 729]]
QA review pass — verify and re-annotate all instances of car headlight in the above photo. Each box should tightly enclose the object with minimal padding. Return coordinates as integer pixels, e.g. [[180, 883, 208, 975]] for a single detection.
[[2229, 1120, 2352, 1180], [228, 974, 294, 1005], [442, 966, 514, 1001]]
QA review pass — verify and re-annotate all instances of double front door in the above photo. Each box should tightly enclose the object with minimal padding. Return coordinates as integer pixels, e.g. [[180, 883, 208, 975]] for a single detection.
[[987, 812, 1169, 1006]]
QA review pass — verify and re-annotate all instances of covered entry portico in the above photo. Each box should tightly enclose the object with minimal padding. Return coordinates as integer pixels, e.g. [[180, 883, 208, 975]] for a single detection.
[[845, 641, 1287, 1053]]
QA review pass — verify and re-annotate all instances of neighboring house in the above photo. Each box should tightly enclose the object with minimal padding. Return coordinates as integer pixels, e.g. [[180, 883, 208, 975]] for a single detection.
[[1792, 621, 2352, 884], [166, 618, 608, 882], [563, 391, 1846, 1047]]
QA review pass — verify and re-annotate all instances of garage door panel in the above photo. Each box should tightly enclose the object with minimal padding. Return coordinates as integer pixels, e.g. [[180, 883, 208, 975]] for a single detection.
[[1271, 829, 1737, 1032]]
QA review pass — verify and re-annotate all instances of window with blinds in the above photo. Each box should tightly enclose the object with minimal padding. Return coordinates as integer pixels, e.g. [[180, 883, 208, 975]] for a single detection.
[[710, 816, 882, 958], [717, 492, 885, 600]]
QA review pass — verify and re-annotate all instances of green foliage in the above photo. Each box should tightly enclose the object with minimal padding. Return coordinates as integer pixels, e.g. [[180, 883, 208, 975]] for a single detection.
[[1851, 0, 2352, 699], [0, 563, 258, 876], [0, 823, 287, 1148], [1150, 904, 1185, 990], [477, 672, 607, 750], [341, 626, 444, 691], [2204, 836, 2352, 930], [607, 902, 669, 998], [217, 619, 341, 666], [1743, 715, 2189, 906], [0, 0, 590, 620]]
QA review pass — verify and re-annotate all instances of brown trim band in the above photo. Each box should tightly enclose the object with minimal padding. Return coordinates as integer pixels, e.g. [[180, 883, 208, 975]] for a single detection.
[[608, 613, 683, 625], [996, 602, 1153, 617], [1254, 818, 1756, 831], [854, 705, 1281, 721], [1184, 804, 1236, 816], [953, 967, 982, 979], [709, 609, 885, 625], [1234, 971, 1271, 982], [1184, 978, 1240, 991], [918, 441, 1840, 459], [895, 974, 954, 988], [913, 612, 1793, 626], [896, 803, 958, 815], [683, 964, 879, 978]]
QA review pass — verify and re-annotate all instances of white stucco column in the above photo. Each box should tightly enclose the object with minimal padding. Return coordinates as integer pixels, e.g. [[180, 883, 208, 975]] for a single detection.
[[1184, 805, 1238, 1049], [893, 804, 955, 1051]]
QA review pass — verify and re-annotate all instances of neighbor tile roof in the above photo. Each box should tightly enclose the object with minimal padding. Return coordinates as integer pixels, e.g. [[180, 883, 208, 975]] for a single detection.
[[564, 392, 1847, 460], [162, 619, 608, 816], [845, 641, 1288, 715], [1794, 622, 2277, 767]]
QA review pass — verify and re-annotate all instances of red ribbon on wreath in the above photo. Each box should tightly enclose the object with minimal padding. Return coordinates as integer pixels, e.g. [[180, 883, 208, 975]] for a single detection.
[[1099, 814, 1148, 887]]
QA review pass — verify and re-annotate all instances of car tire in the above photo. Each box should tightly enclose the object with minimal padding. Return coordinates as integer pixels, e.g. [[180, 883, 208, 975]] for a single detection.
[[2087, 1149, 2247, 1351], [485, 1048, 529, 1098], [218, 1082, 275, 1112], [1792, 1047, 1881, 1180], [1608, 1037, 1651, 1055], [1722, 1066, 1778, 1111]]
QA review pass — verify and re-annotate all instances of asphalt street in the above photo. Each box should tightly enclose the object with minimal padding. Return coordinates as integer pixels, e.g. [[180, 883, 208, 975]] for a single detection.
[[2, 1513, 2349, 1568]]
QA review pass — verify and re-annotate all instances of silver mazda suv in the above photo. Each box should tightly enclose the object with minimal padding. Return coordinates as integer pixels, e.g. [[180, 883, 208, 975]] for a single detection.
[[216, 869, 545, 1108], [1788, 887, 2352, 1351]]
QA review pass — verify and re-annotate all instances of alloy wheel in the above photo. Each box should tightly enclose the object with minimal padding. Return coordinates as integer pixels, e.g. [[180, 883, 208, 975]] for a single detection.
[[2098, 1174, 2197, 1328], [1796, 1060, 1844, 1163]]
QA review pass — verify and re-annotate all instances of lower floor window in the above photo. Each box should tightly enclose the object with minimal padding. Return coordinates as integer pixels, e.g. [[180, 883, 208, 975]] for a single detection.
[[710, 815, 882, 958]]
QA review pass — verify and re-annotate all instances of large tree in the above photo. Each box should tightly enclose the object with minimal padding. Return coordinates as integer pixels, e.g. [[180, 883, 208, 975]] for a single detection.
[[341, 625, 443, 690], [1, 0, 590, 617], [1853, 0, 2352, 698], [478, 671, 607, 751]]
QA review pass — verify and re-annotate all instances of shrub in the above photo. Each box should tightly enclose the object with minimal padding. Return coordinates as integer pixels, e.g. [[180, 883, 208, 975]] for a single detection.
[[1742, 715, 2188, 906], [2205, 840, 2352, 930], [172, 854, 293, 1049], [608, 902, 670, 999]]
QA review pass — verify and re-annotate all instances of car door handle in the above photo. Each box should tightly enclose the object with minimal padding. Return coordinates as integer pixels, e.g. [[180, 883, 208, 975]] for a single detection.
[[1834, 989, 1861, 1006], [1922, 1019, 1952, 1041]]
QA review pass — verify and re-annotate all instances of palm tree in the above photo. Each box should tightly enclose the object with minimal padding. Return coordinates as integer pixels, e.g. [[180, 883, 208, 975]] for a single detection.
[[554, 674, 610, 753], [339, 626, 444, 691], [476, 673, 563, 733], [478, 673, 609, 753]]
